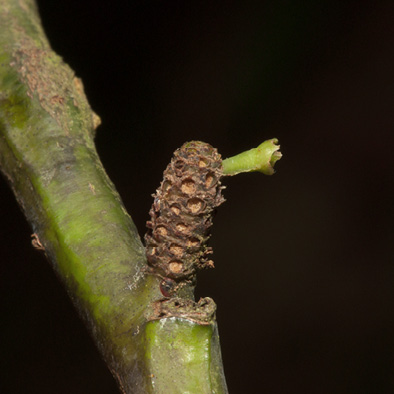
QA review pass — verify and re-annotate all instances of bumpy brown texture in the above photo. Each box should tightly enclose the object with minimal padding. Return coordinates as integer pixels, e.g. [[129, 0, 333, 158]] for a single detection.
[[148, 297, 217, 324], [145, 141, 225, 287]]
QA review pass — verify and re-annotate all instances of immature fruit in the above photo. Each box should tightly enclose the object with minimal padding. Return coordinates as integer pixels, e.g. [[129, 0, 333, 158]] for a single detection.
[[145, 141, 225, 293]]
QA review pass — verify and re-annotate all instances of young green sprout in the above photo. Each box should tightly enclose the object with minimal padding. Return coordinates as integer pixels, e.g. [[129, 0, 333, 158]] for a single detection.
[[222, 138, 281, 176]]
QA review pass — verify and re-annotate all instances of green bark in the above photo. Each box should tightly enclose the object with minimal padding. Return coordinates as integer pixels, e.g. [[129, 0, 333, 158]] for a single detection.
[[0, 1, 227, 392]]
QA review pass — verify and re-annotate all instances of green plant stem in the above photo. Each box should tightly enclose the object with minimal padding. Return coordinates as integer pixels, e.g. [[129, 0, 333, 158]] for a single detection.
[[144, 318, 226, 394], [222, 138, 282, 176], [0, 1, 228, 392]]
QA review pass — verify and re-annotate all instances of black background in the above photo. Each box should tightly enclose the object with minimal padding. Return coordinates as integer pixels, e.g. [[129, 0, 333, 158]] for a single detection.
[[1, 1, 393, 393]]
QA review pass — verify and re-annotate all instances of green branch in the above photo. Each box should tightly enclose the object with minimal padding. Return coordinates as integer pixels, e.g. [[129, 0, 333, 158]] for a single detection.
[[0, 1, 282, 392], [0, 1, 227, 392]]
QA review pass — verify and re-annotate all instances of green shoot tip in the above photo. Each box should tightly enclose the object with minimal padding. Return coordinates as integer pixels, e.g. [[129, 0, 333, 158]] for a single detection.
[[222, 138, 282, 176]]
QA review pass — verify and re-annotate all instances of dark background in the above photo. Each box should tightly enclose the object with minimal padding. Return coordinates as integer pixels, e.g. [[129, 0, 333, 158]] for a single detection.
[[1, 1, 393, 393]]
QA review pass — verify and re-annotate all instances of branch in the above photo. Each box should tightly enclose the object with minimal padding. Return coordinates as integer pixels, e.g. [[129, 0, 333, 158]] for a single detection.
[[0, 1, 227, 392], [0, 1, 281, 392]]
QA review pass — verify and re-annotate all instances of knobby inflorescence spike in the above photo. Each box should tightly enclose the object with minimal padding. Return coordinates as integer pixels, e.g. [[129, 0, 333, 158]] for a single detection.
[[145, 141, 225, 296], [145, 139, 281, 298]]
